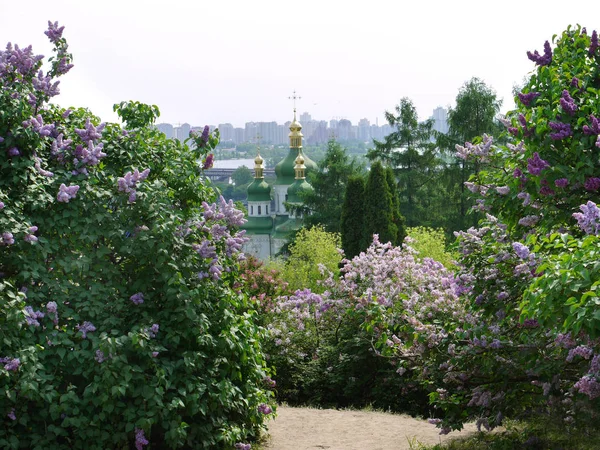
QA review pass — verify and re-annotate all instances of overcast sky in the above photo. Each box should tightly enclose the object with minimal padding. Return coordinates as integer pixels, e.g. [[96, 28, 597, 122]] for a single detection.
[[0, 0, 595, 128]]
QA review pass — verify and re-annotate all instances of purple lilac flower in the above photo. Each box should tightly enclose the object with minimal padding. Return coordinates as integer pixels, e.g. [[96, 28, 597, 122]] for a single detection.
[[490, 339, 502, 349], [495, 186, 509, 195], [258, 403, 272, 415], [95, 350, 105, 363], [517, 91, 540, 107], [513, 168, 523, 179], [559, 90, 578, 115], [76, 321, 96, 339], [554, 178, 569, 188], [57, 184, 80, 203], [590, 30, 598, 57], [3, 358, 20, 371], [130, 293, 144, 305], [7, 408, 16, 420], [263, 376, 277, 389], [573, 201, 600, 235], [55, 56, 73, 75], [2, 232, 14, 245], [117, 168, 150, 203], [24, 306, 45, 326], [32, 70, 60, 97], [521, 318, 539, 328], [44, 21, 65, 44], [34, 156, 54, 177], [566, 345, 593, 362], [135, 428, 149, 450], [74, 118, 106, 142], [512, 242, 530, 259], [152, 352, 159, 357], [574, 375, 600, 399], [0, 202, 4, 209], [583, 115, 600, 135], [7, 147, 20, 157], [539, 179, 555, 196], [584, 177, 600, 192], [202, 153, 214, 170], [46, 301, 59, 325], [571, 77, 580, 88], [527, 40, 552, 66], [517, 192, 531, 206], [200, 125, 210, 146], [234, 444, 251, 450], [527, 152, 550, 176], [548, 121, 572, 140], [519, 215, 540, 227], [591, 355, 600, 374]]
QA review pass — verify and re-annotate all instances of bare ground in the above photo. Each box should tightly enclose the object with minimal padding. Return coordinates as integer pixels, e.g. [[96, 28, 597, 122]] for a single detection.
[[262, 406, 477, 450]]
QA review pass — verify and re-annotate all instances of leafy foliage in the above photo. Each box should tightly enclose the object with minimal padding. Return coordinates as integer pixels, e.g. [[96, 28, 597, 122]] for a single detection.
[[340, 175, 366, 259], [0, 24, 272, 449]]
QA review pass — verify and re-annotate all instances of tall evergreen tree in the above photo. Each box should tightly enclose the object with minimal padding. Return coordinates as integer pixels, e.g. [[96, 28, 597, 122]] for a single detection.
[[367, 98, 439, 228], [385, 166, 406, 245], [340, 175, 366, 259], [363, 161, 396, 247], [437, 77, 502, 232]]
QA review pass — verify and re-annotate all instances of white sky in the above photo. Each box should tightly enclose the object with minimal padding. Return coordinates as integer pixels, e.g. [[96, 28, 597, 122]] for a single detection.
[[0, 0, 595, 128]]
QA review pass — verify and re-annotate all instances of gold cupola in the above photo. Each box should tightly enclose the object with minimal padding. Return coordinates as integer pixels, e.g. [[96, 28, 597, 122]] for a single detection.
[[294, 153, 306, 179], [289, 108, 303, 149], [254, 151, 264, 179]]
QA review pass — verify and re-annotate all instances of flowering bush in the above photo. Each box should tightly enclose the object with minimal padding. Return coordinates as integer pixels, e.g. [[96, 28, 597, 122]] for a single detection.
[[0, 23, 272, 449], [418, 25, 600, 433]]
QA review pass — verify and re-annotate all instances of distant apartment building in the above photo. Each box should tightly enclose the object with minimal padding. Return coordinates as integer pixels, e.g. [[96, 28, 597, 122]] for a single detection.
[[156, 123, 174, 139], [430, 107, 449, 134], [218, 123, 235, 142]]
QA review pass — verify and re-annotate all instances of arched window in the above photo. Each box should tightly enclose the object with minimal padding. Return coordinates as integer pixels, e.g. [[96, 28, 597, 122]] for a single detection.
[[250, 205, 253, 215], [258, 205, 262, 215], [266, 205, 269, 215]]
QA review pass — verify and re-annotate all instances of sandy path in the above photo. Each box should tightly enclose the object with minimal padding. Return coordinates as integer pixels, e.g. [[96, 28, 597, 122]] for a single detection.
[[263, 406, 476, 450]]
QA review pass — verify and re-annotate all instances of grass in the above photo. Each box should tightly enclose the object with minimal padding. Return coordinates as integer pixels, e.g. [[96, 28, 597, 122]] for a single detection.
[[410, 418, 600, 450]]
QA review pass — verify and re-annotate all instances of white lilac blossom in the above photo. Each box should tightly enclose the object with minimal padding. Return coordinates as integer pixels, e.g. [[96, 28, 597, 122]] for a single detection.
[[57, 183, 80, 202]]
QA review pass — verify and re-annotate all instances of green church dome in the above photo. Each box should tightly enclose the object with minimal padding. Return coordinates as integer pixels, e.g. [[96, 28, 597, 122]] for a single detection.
[[243, 216, 273, 235], [287, 178, 313, 204], [247, 179, 271, 202], [275, 149, 317, 185]]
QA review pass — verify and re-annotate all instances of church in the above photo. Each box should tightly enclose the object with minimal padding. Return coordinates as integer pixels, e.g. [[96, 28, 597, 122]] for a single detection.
[[242, 109, 317, 259]]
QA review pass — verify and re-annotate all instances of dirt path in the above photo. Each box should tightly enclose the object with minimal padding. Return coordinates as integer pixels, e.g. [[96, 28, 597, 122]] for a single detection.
[[263, 406, 476, 450]]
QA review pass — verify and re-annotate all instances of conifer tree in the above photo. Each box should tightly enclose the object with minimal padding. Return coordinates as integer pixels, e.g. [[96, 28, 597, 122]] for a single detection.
[[363, 161, 396, 248], [340, 175, 366, 259], [385, 166, 406, 245]]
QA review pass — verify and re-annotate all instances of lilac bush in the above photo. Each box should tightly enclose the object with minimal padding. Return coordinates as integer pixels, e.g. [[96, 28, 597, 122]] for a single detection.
[[0, 23, 273, 449]]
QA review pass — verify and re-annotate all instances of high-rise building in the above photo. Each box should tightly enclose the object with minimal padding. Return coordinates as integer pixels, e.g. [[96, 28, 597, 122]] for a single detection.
[[218, 123, 234, 142], [156, 123, 174, 139], [175, 123, 191, 142], [430, 107, 449, 134], [358, 118, 371, 142]]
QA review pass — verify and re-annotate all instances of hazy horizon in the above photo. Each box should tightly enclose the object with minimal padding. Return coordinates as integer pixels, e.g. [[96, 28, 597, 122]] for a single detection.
[[0, 0, 595, 128]]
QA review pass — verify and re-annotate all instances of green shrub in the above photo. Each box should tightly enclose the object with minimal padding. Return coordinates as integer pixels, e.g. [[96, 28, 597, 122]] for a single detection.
[[0, 23, 272, 449], [406, 227, 457, 269]]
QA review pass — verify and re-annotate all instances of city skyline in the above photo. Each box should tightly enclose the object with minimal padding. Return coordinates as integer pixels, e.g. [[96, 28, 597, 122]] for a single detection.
[[0, 1, 594, 128]]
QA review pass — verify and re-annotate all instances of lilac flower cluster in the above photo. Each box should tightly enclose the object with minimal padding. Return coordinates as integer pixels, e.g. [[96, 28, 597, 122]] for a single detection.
[[517, 114, 534, 137], [44, 21, 65, 44], [135, 428, 149, 450], [583, 177, 600, 192], [202, 153, 214, 170], [517, 91, 540, 107], [49, 133, 73, 163], [235, 444, 251, 450], [72, 141, 106, 174], [7, 408, 16, 420], [0, 42, 43, 78], [130, 292, 144, 305], [258, 403, 272, 414], [199, 125, 210, 147], [574, 375, 600, 399], [559, 90, 578, 115], [76, 321, 96, 339], [582, 115, 600, 135], [548, 121, 572, 140], [539, 179, 555, 196], [455, 134, 493, 161], [146, 324, 159, 338], [32, 69, 60, 97], [57, 183, 80, 202], [572, 201, 600, 235], [25, 114, 55, 137], [75, 118, 106, 142], [512, 242, 530, 259], [34, 156, 54, 177], [95, 350, 105, 363], [590, 30, 598, 56], [23, 225, 38, 243], [117, 168, 150, 203], [527, 40, 552, 66], [0, 357, 20, 371], [527, 152, 550, 176], [2, 232, 14, 245], [566, 345, 593, 362], [554, 178, 569, 188], [24, 305, 45, 326], [518, 215, 540, 227], [495, 186, 510, 195]]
